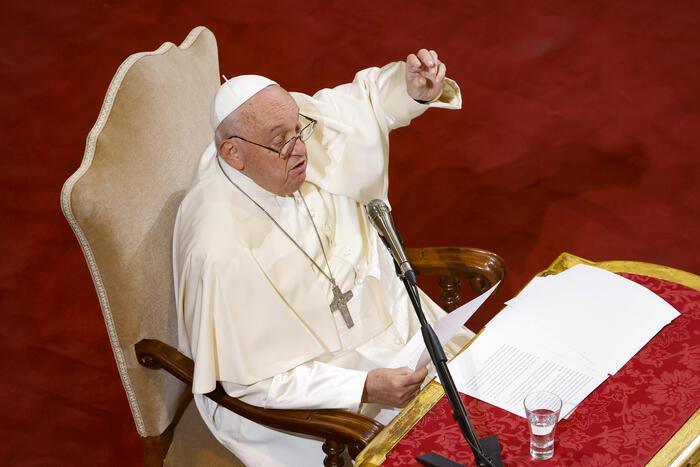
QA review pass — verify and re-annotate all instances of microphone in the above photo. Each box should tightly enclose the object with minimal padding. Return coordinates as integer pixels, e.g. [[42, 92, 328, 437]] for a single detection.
[[367, 202, 502, 467], [366, 199, 415, 283]]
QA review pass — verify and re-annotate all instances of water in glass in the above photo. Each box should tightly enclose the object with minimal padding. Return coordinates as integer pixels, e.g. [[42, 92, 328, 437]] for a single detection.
[[528, 408, 557, 459]]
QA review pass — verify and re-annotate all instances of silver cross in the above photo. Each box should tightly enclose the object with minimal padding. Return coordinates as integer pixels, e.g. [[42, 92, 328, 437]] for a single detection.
[[330, 282, 354, 328]]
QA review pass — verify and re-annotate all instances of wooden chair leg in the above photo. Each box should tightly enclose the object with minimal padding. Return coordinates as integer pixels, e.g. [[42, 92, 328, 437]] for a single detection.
[[439, 274, 462, 311], [140, 389, 193, 466], [322, 439, 345, 467], [347, 441, 364, 459], [141, 433, 171, 467]]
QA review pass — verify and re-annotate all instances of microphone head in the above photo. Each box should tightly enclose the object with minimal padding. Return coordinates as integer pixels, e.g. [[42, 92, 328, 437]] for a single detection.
[[367, 198, 389, 218], [367, 199, 394, 236], [366, 199, 412, 278], [367, 198, 387, 210]]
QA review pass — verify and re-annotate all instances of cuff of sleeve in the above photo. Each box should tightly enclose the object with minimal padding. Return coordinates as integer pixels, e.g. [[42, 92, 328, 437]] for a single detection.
[[345, 370, 369, 413], [264, 364, 369, 411], [302, 367, 365, 412], [425, 77, 462, 110], [373, 61, 431, 130]]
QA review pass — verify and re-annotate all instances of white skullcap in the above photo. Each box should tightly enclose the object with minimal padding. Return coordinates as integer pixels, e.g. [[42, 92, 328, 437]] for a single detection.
[[211, 74, 278, 130]]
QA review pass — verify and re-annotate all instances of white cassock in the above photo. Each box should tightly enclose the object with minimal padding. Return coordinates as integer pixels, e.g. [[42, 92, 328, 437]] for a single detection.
[[173, 61, 472, 466]]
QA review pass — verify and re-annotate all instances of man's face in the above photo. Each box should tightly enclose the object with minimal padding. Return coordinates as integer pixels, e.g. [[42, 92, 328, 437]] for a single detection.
[[221, 85, 308, 195]]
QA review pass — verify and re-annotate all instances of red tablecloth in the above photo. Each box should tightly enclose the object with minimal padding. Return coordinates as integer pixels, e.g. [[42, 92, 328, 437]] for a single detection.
[[383, 274, 700, 466]]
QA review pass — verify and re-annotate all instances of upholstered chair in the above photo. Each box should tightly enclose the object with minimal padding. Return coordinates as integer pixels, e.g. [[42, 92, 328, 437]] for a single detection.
[[61, 26, 506, 466]]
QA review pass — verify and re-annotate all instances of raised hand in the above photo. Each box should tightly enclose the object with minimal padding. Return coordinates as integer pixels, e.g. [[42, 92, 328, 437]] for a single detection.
[[406, 49, 446, 102]]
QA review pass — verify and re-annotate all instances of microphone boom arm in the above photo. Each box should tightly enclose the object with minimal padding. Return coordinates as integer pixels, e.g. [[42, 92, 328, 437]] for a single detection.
[[403, 273, 498, 467]]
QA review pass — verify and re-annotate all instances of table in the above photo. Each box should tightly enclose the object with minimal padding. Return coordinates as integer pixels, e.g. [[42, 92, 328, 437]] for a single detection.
[[356, 253, 700, 466]]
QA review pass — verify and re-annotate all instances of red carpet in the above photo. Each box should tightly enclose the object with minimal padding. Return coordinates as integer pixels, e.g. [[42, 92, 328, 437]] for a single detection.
[[1, 1, 698, 465]]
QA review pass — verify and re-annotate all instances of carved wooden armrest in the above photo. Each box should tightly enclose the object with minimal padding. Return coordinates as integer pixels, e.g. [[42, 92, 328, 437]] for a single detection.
[[406, 246, 506, 311], [135, 339, 383, 463]]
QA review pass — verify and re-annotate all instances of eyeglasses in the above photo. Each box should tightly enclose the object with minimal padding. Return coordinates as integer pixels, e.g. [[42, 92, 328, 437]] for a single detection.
[[226, 114, 317, 159]]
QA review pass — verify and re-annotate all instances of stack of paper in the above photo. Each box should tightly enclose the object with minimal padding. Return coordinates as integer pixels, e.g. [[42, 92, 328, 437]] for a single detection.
[[447, 264, 680, 419]]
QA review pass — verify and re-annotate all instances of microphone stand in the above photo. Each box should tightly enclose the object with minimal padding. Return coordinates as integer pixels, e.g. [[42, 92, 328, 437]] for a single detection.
[[386, 238, 503, 467]]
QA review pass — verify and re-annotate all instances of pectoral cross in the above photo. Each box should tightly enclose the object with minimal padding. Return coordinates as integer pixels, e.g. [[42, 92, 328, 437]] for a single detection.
[[330, 281, 354, 328]]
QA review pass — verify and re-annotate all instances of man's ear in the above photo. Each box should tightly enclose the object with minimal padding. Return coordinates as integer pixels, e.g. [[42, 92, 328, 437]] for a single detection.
[[219, 140, 244, 170]]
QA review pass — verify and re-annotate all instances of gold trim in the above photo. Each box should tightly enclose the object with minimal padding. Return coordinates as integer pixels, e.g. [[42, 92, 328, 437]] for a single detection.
[[648, 410, 700, 467], [356, 252, 700, 465], [540, 252, 700, 291], [355, 381, 445, 466]]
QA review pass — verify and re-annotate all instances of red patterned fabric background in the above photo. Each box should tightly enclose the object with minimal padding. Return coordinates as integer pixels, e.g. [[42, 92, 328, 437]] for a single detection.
[[383, 274, 700, 466]]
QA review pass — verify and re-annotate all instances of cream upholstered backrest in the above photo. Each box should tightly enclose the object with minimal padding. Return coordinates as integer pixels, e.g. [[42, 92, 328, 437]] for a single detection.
[[61, 27, 219, 437]]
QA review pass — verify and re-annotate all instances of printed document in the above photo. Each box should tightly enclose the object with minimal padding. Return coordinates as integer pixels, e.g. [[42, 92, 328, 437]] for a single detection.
[[448, 264, 680, 419]]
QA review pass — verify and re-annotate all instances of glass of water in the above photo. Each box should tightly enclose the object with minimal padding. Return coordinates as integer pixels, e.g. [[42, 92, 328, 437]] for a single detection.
[[524, 391, 562, 460]]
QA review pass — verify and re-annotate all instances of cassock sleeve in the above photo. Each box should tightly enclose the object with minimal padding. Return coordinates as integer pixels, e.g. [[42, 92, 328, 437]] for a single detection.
[[295, 61, 462, 205], [222, 361, 367, 412]]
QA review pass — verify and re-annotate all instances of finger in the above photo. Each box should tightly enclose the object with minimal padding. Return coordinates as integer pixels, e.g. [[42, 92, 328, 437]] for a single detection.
[[392, 368, 416, 383], [404, 382, 422, 396], [397, 396, 412, 407], [416, 48, 434, 68], [397, 367, 423, 384], [406, 53, 421, 72], [399, 387, 421, 405], [436, 62, 446, 83], [408, 366, 429, 383], [418, 69, 437, 84], [429, 49, 438, 67]]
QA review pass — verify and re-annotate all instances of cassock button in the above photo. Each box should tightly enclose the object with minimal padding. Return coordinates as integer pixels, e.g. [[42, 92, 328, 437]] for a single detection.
[[344, 248, 351, 257]]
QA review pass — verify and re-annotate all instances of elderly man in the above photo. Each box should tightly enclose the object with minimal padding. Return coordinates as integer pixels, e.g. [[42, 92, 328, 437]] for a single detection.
[[174, 49, 472, 466]]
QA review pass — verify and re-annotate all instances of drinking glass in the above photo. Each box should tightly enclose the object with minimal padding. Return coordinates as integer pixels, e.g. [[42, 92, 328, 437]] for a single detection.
[[524, 391, 562, 460]]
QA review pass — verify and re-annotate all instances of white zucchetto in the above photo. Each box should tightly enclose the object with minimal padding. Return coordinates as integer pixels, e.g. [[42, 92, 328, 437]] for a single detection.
[[211, 75, 278, 130]]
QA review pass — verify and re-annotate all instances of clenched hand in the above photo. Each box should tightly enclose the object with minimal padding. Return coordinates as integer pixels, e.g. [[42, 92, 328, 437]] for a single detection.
[[405, 49, 446, 102]]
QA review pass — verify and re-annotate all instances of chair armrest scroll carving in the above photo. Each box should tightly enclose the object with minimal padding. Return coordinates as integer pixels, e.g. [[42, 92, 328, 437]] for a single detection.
[[406, 246, 506, 292], [135, 339, 384, 459], [406, 246, 506, 311]]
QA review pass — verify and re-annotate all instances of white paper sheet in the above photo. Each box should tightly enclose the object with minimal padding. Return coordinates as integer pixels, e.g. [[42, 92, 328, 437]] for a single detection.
[[389, 281, 501, 370], [449, 264, 680, 419], [503, 264, 680, 374]]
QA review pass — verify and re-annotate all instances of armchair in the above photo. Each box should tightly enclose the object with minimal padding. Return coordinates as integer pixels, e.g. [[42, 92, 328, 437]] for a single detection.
[[61, 26, 506, 466]]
